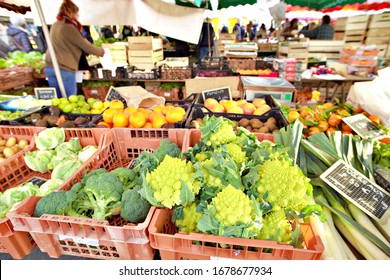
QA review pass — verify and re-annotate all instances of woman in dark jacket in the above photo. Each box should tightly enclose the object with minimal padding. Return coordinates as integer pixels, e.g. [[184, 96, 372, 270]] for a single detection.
[[7, 14, 33, 52]]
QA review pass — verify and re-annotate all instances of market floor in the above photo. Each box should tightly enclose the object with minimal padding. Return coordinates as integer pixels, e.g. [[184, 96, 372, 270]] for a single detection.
[[0, 247, 93, 260]]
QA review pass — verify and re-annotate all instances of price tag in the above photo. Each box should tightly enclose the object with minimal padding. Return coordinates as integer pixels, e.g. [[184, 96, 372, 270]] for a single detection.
[[105, 86, 127, 106], [27, 176, 47, 187], [342, 114, 385, 140], [320, 159, 390, 223], [34, 88, 57, 100], [202, 86, 232, 102]]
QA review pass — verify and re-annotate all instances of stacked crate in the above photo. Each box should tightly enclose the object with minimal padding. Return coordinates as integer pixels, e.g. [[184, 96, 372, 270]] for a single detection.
[[333, 16, 370, 45], [308, 40, 345, 61], [127, 36, 164, 69], [278, 40, 309, 70], [217, 33, 236, 56], [365, 12, 390, 59], [102, 43, 128, 64]]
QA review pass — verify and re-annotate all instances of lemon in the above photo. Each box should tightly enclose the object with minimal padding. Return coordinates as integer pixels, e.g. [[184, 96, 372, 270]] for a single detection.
[[51, 98, 60, 106], [87, 98, 96, 106], [60, 98, 69, 104], [92, 100, 103, 109], [90, 108, 102, 114], [62, 104, 74, 113], [103, 101, 110, 108]]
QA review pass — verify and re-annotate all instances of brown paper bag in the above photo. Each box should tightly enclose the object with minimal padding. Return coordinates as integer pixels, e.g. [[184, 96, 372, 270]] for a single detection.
[[114, 86, 165, 109]]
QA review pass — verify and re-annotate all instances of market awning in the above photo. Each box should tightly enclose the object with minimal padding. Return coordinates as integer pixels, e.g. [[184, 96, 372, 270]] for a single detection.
[[284, 0, 367, 11]]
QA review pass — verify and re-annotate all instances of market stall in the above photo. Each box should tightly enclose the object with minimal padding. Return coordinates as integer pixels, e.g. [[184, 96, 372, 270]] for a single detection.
[[0, 0, 389, 263]]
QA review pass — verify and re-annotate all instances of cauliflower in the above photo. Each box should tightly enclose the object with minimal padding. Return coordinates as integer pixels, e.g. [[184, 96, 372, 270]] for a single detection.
[[173, 202, 202, 233], [145, 155, 201, 208], [256, 209, 292, 244], [257, 160, 312, 211], [201, 115, 236, 147]]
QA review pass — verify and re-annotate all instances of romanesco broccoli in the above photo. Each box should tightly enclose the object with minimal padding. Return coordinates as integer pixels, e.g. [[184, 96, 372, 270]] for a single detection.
[[201, 116, 236, 147], [256, 209, 292, 244], [173, 202, 202, 233], [145, 155, 201, 208]]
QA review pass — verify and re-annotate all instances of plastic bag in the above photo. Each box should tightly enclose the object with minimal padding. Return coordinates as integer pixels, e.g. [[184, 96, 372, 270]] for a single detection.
[[347, 67, 390, 126]]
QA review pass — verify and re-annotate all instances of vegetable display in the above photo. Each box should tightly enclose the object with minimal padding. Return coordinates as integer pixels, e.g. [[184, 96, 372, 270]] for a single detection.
[[0, 136, 29, 162]]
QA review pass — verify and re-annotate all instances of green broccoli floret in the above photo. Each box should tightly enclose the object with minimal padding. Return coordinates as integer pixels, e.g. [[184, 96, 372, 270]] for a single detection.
[[110, 168, 136, 190], [153, 139, 181, 162], [81, 168, 107, 185], [84, 173, 124, 220], [66, 182, 94, 218], [133, 151, 159, 175], [120, 185, 151, 223], [34, 191, 70, 217]]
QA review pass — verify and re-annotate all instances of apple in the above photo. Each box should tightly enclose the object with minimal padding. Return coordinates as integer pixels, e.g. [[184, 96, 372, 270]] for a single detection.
[[223, 100, 238, 111], [219, 99, 228, 106], [241, 103, 256, 114], [204, 98, 218, 109], [252, 98, 266, 108], [212, 104, 225, 113], [227, 106, 244, 114], [254, 104, 271, 115], [236, 100, 247, 107]]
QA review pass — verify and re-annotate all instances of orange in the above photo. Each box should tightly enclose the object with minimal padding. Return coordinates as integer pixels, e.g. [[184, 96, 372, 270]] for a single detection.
[[110, 100, 125, 110], [152, 114, 167, 128], [328, 114, 342, 127], [162, 105, 175, 116], [176, 107, 186, 116], [166, 108, 184, 123], [318, 120, 329, 132], [308, 127, 321, 137], [143, 122, 153, 128], [137, 107, 146, 113], [341, 123, 353, 132], [141, 109, 152, 120], [129, 111, 146, 128], [112, 112, 129, 128], [368, 115, 381, 125], [153, 105, 165, 114], [149, 111, 163, 122], [123, 107, 137, 117], [103, 108, 117, 124]]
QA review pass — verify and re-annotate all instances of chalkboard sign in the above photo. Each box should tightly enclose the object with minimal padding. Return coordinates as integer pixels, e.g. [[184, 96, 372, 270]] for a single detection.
[[34, 88, 57, 100], [202, 86, 232, 102], [342, 114, 385, 140], [320, 159, 390, 223], [105, 86, 127, 106], [27, 176, 47, 187]]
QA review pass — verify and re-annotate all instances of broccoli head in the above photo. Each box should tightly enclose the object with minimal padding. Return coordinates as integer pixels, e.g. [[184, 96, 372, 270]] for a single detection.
[[66, 182, 94, 218], [153, 139, 181, 162], [34, 191, 70, 217], [81, 168, 107, 185], [110, 168, 136, 190], [133, 151, 159, 175], [84, 172, 124, 220], [121, 185, 151, 223]]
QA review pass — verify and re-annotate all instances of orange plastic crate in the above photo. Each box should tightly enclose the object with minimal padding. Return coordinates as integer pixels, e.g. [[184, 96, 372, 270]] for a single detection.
[[8, 128, 191, 259], [149, 208, 324, 260], [0, 128, 109, 259]]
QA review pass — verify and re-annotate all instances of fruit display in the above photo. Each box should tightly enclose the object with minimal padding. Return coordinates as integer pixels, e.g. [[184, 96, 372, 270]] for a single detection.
[[235, 69, 276, 76], [0, 110, 24, 121], [284, 100, 385, 138], [203, 97, 272, 116], [51, 96, 110, 115], [100, 101, 186, 128], [0, 136, 29, 162], [3, 95, 51, 110]]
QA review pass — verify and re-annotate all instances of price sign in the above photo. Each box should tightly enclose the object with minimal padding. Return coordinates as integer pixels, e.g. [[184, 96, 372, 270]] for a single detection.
[[34, 88, 57, 100], [202, 86, 232, 102], [105, 86, 127, 106], [342, 114, 385, 140], [27, 176, 47, 187], [320, 159, 390, 223]]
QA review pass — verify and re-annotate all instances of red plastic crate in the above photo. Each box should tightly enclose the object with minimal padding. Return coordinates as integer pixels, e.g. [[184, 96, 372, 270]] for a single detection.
[[0, 128, 109, 259], [149, 208, 324, 260], [7, 128, 191, 259]]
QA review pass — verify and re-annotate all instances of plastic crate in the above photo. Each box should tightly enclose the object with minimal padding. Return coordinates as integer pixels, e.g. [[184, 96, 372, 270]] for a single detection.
[[149, 208, 324, 260], [7, 128, 190, 259]]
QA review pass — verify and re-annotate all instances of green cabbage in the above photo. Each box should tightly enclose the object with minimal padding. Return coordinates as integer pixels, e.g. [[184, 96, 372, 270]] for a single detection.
[[40, 179, 64, 196], [35, 128, 65, 150], [24, 150, 56, 173], [78, 145, 98, 163], [51, 160, 83, 181]]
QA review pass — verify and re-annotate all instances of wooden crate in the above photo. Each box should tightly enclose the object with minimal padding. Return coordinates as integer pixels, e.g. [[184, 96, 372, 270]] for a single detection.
[[308, 40, 344, 60], [345, 30, 366, 43], [278, 41, 309, 53], [345, 15, 369, 32], [369, 12, 390, 29], [366, 28, 390, 37], [376, 44, 389, 58], [128, 36, 163, 50], [334, 18, 347, 31], [219, 33, 236, 40], [365, 37, 390, 45], [128, 49, 164, 64], [102, 43, 128, 63], [334, 31, 345, 40]]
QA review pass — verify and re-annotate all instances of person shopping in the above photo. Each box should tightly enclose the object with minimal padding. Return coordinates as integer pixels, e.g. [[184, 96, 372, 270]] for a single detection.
[[44, 0, 104, 97]]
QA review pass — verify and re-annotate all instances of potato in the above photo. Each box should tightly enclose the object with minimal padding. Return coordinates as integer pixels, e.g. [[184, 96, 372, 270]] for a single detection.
[[18, 139, 29, 149], [3, 147, 15, 158], [0, 157, 5, 163], [0, 146, 5, 153], [6, 137, 16, 147], [0, 139, 6, 146], [10, 146, 20, 154]]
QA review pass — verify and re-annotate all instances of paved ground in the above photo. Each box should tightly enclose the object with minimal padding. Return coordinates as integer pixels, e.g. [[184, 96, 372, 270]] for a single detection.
[[0, 247, 92, 260]]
